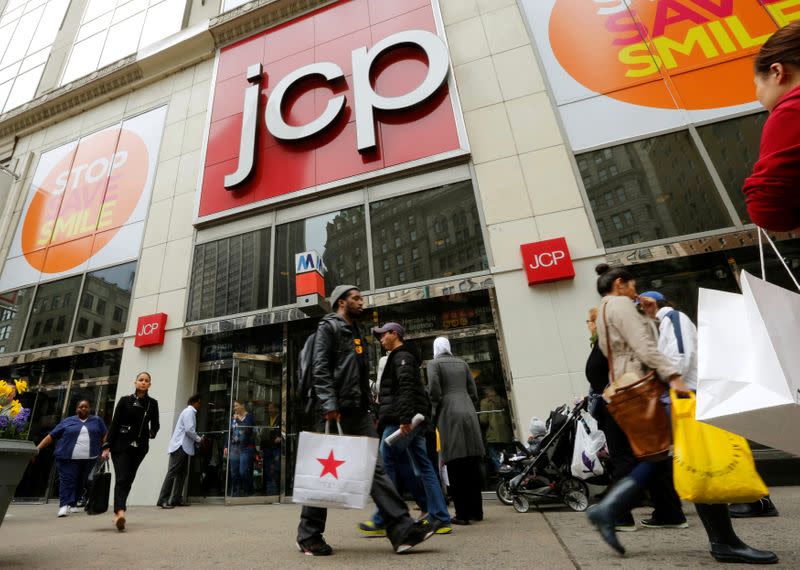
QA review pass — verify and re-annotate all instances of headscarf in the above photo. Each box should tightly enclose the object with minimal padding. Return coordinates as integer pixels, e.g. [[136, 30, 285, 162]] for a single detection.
[[433, 336, 451, 359]]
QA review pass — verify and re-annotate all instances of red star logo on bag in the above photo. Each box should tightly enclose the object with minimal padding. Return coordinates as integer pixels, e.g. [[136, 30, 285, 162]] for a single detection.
[[317, 449, 345, 479]]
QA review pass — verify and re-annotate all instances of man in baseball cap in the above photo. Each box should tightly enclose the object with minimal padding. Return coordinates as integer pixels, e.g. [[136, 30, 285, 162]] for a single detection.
[[373, 322, 406, 338]]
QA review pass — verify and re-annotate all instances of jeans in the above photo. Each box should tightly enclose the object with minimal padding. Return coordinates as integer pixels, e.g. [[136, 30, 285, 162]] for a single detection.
[[297, 410, 414, 548], [158, 448, 190, 505], [263, 447, 281, 495], [55, 458, 94, 508], [374, 425, 450, 526], [228, 446, 254, 497]]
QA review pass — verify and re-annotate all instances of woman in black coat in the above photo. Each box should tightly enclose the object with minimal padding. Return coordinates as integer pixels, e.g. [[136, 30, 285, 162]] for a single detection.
[[101, 372, 159, 531]]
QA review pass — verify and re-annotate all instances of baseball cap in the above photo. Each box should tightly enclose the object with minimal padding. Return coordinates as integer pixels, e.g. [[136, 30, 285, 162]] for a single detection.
[[329, 284, 359, 307], [638, 290, 666, 303], [373, 322, 405, 338]]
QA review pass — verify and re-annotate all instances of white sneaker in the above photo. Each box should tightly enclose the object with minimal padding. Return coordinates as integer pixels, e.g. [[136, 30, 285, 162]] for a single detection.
[[69, 507, 81, 514], [57, 506, 70, 517]]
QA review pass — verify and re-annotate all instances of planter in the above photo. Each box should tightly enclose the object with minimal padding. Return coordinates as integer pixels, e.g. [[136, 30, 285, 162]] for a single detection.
[[0, 439, 37, 528]]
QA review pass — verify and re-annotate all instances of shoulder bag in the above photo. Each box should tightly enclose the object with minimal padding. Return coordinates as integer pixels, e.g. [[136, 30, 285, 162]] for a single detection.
[[602, 302, 671, 461]]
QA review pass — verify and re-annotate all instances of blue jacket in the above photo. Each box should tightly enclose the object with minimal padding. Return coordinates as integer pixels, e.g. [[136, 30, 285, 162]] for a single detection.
[[49, 415, 107, 460]]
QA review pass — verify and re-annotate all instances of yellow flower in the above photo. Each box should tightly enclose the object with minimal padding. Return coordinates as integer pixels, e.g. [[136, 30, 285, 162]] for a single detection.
[[14, 379, 28, 394], [9, 400, 22, 418]]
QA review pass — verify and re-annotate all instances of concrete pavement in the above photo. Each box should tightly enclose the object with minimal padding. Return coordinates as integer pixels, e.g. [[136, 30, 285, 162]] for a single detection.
[[2, 486, 798, 568]]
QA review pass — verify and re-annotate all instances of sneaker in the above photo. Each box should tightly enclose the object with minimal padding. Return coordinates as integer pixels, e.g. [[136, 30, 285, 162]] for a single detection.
[[358, 520, 387, 538], [69, 507, 81, 514], [395, 525, 435, 554], [641, 518, 689, 529], [417, 518, 453, 535], [297, 536, 333, 556], [57, 506, 69, 518], [435, 524, 453, 535], [615, 522, 637, 532]]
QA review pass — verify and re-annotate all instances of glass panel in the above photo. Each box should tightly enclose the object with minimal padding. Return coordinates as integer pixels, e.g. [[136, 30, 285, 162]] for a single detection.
[[227, 357, 283, 500], [187, 229, 270, 322], [579, 131, 733, 248], [370, 181, 488, 288], [84, 0, 117, 22], [72, 349, 122, 380], [221, 0, 249, 12], [273, 207, 368, 307], [97, 11, 145, 68], [4, 63, 43, 111], [28, 0, 67, 53], [0, 6, 41, 68], [72, 262, 136, 341], [139, 0, 185, 51], [189, 362, 232, 499], [61, 33, 104, 84], [696, 113, 768, 224], [22, 276, 81, 350], [0, 287, 34, 354]]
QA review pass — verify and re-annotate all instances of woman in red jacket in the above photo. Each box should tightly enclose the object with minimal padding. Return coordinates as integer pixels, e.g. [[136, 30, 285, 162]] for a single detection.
[[743, 21, 800, 231]]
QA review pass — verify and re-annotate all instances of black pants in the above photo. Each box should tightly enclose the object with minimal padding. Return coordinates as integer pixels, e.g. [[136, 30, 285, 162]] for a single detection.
[[297, 410, 414, 548], [446, 456, 483, 521], [111, 445, 148, 513], [157, 448, 189, 506]]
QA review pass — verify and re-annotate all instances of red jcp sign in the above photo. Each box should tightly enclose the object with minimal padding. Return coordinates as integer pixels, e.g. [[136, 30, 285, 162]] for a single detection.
[[134, 313, 168, 348], [520, 238, 576, 285], [198, 0, 463, 220]]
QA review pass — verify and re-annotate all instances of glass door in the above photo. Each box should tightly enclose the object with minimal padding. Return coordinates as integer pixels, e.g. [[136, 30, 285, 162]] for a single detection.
[[225, 353, 283, 505]]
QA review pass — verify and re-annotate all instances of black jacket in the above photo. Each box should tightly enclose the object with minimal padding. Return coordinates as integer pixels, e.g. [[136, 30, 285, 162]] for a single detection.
[[105, 394, 160, 453], [378, 343, 431, 428], [585, 343, 610, 394], [312, 313, 370, 414]]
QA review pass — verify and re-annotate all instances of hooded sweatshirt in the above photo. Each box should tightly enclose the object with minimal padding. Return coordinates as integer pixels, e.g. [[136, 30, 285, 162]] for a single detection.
[[743, 85, 800, 231]]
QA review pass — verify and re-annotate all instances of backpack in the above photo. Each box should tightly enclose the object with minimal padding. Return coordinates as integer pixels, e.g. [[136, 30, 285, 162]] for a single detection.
[[297, 332, 316, 413]]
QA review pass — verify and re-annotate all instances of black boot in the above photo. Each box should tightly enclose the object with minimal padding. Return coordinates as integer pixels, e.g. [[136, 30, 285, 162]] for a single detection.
[[587, 477, 641, 555], [695, 503, 778, 564], [729, 496, 779, 518]]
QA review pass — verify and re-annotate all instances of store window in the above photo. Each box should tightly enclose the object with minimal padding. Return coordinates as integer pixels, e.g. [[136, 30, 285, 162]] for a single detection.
[[0, 0, 70, 113], [579, 131, 733, 248], [21, 276, 82, 350], [72, 262, 136, 341], [61, 0, 187, 85], [273, 207, 368, 307], [220, 0, 249, 12], [187, 229, 271, 321], [696, 113, 768, 223], [0, 287, 33, 353], [370, 181, 488, 288]]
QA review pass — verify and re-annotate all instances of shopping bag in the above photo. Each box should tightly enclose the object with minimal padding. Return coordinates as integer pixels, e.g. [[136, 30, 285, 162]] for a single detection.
[[570, 411, 606, 479], [84, 458, 111, 515], [671, 391, 768, 503], [292, 421, 378, 510], [697, 269, 800, 456]]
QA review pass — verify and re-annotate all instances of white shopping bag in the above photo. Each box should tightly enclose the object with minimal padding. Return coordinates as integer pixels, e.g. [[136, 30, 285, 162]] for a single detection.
[[697, 268, 800, 457], [571, 411, 606, 479], [292, 421, 378, 509]]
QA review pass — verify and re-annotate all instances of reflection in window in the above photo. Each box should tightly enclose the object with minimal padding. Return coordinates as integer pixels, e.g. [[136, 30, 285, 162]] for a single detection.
[[696, 112, 767, 223], [187, 229, 271, 321], [0, 287, 33, 353], [0, 0, 70, 112], [579, 131, 733, 248], [22, 276, 82, 350], [370, 181, 488, 288], [273, 208, 368, 307], [72, 262, 136, 341], [61, 0, 187, 85]]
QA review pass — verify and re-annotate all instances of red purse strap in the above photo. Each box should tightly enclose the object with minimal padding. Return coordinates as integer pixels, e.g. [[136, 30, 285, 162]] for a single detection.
[[602, 301, 615, 385]]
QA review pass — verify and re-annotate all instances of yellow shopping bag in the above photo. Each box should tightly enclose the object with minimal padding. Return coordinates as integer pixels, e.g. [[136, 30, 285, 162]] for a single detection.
[[671, 390, 768, 504]]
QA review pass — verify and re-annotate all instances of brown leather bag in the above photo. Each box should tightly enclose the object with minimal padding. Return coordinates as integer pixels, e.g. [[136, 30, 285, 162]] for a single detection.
[[602, 302, 671, 461]]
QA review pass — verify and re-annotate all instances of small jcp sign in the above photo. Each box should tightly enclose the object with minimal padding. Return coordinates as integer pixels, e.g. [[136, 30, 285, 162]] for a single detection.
[[134, 313, 168, 348], [520, 238, 575, 285]]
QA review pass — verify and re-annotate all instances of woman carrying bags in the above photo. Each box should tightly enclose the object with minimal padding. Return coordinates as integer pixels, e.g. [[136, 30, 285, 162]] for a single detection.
[[587, 264, 777, 564], [35, 399, 107, 518], [101, 371, 160, 531]]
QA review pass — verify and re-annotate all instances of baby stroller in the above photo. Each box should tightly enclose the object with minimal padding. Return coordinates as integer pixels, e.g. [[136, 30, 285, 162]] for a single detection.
[[506, 398, 601, 513]]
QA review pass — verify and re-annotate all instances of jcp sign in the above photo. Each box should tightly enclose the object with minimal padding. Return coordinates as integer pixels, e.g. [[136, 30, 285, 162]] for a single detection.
[[520, 238, 576, 285], [134, 313, 168, 348]]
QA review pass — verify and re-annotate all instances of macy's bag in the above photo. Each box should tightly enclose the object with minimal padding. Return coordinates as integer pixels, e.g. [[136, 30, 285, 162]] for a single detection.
[[696, 229, 800, 456], [602, 303, 671, 461], [571, 410, 606, 480], [292, 421, 378, 510], [671, 390, 767, 503]]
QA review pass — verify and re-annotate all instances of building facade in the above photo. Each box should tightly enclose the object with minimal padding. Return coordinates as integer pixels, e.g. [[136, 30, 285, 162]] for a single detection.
[[0, 0, 796, 505]]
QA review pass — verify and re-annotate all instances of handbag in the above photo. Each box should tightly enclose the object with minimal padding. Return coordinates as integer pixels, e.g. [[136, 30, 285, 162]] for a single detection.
[[84, 457, 111, 515], [601, 302, 671, 461], [570, 410, 606, 480]]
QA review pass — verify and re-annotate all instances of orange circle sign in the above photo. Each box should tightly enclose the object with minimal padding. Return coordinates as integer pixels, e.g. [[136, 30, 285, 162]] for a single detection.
[[21, 128, 148, 273], [549, 0, 785, 110]]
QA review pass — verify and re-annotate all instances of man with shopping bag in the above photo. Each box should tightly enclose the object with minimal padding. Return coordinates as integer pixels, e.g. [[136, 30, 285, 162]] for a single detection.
[[295, 285, 435, 556]]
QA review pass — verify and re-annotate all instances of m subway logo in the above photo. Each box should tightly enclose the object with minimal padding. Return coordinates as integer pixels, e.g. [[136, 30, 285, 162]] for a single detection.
[[548, 0, 798, 110]]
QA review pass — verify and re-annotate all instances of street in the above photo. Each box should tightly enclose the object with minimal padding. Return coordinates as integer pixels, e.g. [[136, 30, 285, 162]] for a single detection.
[[2, 486, 798, 569]]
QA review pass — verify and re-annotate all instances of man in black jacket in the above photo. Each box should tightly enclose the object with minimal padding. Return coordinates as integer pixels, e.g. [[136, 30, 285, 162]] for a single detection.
[[296, 285, 434, 556], [360, 322, 452, 535]]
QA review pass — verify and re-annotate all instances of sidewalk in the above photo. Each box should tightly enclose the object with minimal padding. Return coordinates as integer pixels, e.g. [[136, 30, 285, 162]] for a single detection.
[[1, 486, 798, 568]]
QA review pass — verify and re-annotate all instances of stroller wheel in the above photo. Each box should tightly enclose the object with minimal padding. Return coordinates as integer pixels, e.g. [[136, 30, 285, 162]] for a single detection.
[[560, 477, 589, 512], [496, 481, 513, 505], [512, 496, 530, 513]]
